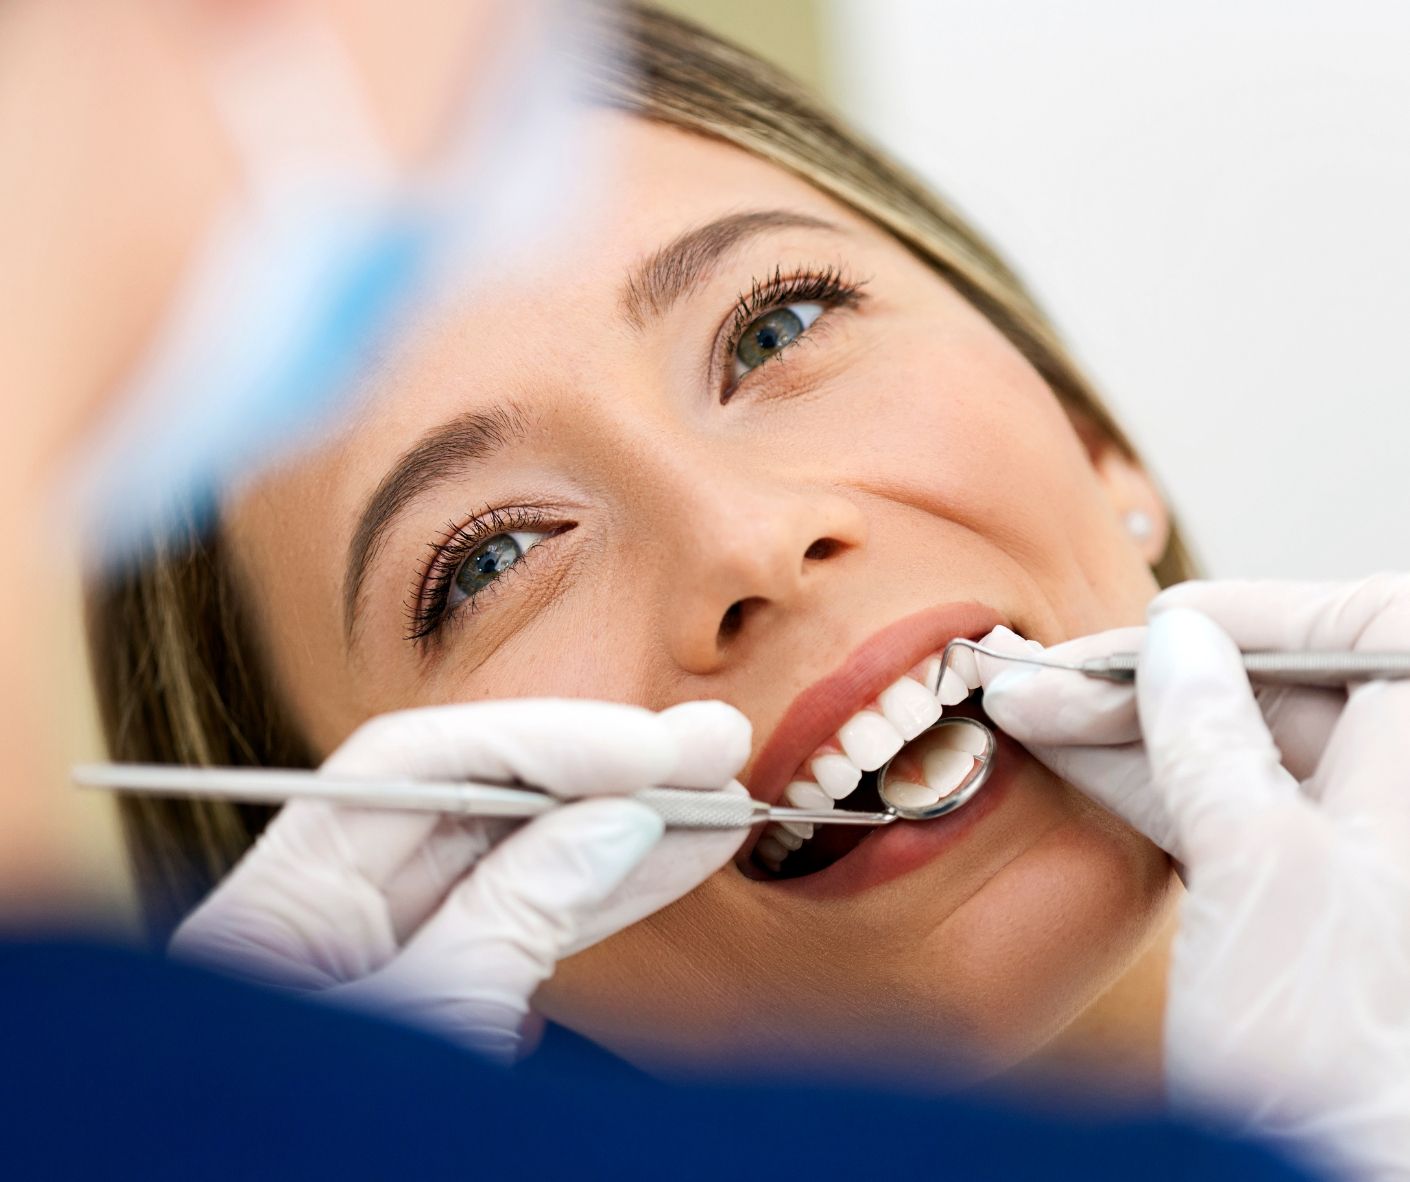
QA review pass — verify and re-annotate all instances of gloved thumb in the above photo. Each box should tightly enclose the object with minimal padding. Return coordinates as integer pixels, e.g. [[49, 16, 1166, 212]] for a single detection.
[[977, 626, 1177, 852], [979, 624, 1145, 746], [1138, 608, 1299, 865]]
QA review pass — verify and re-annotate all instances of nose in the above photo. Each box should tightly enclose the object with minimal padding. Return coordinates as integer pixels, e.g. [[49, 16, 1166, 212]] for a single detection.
[[659, 471, 867, 674]]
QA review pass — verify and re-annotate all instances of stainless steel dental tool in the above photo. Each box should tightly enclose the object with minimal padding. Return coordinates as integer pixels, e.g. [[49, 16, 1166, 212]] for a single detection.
[[75, 714, 997, 831], [934, 639, 1410, 688], [74, 723, 995, 831], [72, 760, 936, 830]]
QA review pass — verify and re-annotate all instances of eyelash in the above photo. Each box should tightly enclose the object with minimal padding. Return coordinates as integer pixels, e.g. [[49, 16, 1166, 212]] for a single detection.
[[405, 505, 558, 645], [719, 264, 867, 398], [406, 265, 868, 646]]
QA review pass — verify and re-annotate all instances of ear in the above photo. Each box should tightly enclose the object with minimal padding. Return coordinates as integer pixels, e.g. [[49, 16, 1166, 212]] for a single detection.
[[1074, 419, 1170, 567]]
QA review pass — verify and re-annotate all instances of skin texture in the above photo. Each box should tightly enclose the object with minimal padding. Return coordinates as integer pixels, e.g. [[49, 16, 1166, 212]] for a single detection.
[[228, 113, 1181, 1089]]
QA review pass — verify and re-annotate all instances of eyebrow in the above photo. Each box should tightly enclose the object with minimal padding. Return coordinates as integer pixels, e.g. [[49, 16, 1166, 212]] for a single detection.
[[342, 403, 529, 639], [619, 209, 843, 329], [345, 209, 846, 643]]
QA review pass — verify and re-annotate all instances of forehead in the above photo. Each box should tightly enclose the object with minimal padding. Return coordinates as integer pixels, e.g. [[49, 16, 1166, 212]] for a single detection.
[[495, 110, 859, 296], [324, 109, 873, 481], [319, 110, 874, 456]]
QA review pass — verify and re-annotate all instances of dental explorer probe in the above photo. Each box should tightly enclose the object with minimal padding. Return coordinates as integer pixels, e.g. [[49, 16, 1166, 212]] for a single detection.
[[73, 762, 907, 831], [930, 639, 1410, 691]]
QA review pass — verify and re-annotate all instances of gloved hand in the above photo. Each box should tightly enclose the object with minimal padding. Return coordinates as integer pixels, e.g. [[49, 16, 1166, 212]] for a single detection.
[[170, 698, 750, 1064], [980, 578, 1410, 1180]]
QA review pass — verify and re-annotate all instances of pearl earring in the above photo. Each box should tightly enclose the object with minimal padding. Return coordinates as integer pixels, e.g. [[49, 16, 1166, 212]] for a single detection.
[[1124, 510, 1154, 542]]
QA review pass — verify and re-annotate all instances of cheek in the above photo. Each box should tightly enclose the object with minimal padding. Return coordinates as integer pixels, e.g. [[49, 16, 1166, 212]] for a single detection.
[[853, 320, 1096, 515], [416, 582, 663, 707], [825, 318, 1154, 630]]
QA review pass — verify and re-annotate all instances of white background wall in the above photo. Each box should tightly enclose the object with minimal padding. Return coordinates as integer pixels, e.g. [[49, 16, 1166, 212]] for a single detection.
[[830, 0, 1410, 577]]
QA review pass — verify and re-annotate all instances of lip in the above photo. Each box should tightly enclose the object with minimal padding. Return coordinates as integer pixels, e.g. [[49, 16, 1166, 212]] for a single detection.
[[744, 600, 1004, 812]]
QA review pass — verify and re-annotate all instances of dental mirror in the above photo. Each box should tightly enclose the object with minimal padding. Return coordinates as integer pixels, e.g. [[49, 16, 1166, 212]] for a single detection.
[[873, 715, 996, 820]]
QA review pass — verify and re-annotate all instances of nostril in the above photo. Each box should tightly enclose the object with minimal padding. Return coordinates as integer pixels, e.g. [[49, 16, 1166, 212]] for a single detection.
[[718, 600, 746, 641], [713, 538, 844, 649]]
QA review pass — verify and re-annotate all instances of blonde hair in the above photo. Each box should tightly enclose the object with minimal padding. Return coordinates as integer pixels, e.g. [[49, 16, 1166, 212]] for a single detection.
[[89, 1, 1197, 938]]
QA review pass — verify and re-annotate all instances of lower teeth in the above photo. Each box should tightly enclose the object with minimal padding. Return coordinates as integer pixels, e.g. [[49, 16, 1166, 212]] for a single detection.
[[752, 770, 884, 880]]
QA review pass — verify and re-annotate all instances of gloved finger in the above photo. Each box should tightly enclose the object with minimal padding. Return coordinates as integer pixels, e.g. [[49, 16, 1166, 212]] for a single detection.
[[1253, 682, 1344, 786], [978, 624, 1145, 746], [969, 636, 1173, 847], [383, 702, 750, 939], [340, 798, 664, 1060], [1151, 578, 1398, 779], [382, 816, 509, 942], [1138, 608, 1301, 864], [1152, 574, 1410, 652], [565, 780, 749, 956], [323, 698, 682, 795], [980, 621, 1341, 779], [657, 700, 753, 788], [229, 798, 476, 927], [382, 704, 753, 954], [561, 702, 755, 955], [1020, 740, 1181, 858], [307, 698, 688, 896], [237, 801, 501, 946], [321, 699, 749, 943], [169, 801, 412, 988], [1309, 678, 1410, 834]]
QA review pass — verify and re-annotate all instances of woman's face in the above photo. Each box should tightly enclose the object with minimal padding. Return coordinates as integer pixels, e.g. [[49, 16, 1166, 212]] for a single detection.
[[229, 113, 1178, 1084]]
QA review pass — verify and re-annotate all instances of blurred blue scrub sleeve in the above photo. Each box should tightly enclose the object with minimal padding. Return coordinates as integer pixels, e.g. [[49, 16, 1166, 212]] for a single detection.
[[1, 940, 1324, 1181]]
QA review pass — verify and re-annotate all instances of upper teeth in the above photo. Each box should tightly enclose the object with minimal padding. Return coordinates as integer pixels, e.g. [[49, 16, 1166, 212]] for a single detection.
[[754, 645, 985, 873], [926, 657, 970, 706], [837, 710, 905, 772], [811, 753, 861, 799], [877, 677, 942, 741]]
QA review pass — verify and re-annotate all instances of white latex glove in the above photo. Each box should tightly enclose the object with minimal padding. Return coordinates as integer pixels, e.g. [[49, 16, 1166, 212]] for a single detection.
[[979, 575, 1410, 859], [980, 579, 1410, 1180], [171, 698, 750, 1064]]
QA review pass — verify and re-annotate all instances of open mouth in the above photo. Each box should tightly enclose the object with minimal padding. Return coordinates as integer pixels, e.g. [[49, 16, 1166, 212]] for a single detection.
[[742, 641, 992, 882]]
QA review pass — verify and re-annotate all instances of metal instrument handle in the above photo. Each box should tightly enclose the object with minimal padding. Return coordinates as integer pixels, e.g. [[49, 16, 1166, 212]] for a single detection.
[[74, 765, 900, 831], [72, 763, 558, 817], [629, 789, 765, 829], [1081, 650, 1410, 686]]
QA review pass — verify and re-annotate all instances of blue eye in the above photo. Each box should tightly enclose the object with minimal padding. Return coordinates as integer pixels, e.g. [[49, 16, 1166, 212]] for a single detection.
[[733, 301, 824, 381], [449, 530, 547, 607]]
